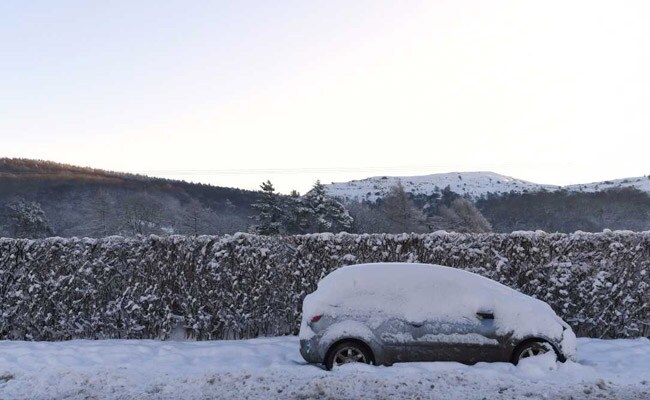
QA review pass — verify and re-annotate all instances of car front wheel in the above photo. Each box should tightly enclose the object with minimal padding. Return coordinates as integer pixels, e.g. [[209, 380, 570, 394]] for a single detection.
[[512, 341, 555, 364], [325, 341, 372, 370]]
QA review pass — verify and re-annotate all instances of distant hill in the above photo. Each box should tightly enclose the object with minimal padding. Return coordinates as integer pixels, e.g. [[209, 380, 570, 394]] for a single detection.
[[324, 171, 650, 202], [0, 158, 262, 237], [324, 171, 558, 202], [324, 171, 650, 233]]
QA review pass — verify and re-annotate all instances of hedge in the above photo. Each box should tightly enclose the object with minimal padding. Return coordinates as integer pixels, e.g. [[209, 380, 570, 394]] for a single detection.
[[0, 231, 648, 341]]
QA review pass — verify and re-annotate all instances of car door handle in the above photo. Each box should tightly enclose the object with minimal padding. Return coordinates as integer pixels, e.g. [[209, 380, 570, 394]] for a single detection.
[[476, 312, 494, 320]]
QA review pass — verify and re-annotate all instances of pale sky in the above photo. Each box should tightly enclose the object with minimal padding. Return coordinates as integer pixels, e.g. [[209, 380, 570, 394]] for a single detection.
[[2, 1, 649, 194]]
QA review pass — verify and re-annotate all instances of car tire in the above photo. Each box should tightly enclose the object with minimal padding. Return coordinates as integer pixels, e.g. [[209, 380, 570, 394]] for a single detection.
[[325, 341, 373, 370], [512, 341, 555, 365]]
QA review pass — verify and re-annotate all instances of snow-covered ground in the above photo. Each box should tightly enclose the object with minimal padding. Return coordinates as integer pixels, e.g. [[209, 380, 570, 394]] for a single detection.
[[324, 171, 650, 202], [1, 336, 649, 400]]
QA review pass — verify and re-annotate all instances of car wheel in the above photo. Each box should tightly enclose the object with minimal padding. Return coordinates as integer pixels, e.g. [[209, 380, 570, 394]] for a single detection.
[[325, 341, 372, 370], [512, 341, 555, 365]]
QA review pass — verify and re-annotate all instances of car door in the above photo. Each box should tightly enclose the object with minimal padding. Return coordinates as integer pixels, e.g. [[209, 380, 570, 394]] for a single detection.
[[413, 311, 503, 363], [398, 317, 438, 362], [375, 314, 412, 363]]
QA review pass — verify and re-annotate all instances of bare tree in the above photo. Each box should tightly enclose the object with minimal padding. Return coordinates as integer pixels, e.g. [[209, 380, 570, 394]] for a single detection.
[[119, 193, 165, 236], [380, 183, 428, 233], [347, 201, 394, 233], [438, 197, 492, 233], [88, 189, 115, 237], [212, 213, 250, 235], [180, 199, 213, 235]]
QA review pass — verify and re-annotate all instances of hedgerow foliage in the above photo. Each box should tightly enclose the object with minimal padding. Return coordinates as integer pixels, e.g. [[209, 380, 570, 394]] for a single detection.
[[1, 231, 648, 340]]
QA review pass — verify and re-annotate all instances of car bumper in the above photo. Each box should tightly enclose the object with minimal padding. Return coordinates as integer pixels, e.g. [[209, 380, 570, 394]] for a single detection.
[[300, 337, 323, 364]]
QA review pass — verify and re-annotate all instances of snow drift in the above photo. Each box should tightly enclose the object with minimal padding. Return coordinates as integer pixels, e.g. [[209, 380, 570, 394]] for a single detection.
[[0, 336, 648, 399]]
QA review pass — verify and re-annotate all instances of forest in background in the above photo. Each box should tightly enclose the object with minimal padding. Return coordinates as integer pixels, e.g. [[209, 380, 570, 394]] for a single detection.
[[2, 158, 650, 238]]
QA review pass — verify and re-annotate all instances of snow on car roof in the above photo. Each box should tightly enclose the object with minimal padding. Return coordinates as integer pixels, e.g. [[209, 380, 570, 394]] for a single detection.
[[318, 262, 520, 296], [302, 263, 565, 340]]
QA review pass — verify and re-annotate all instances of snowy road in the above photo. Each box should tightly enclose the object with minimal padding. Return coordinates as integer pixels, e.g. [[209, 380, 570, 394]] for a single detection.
[[1, 337, 649, 400]]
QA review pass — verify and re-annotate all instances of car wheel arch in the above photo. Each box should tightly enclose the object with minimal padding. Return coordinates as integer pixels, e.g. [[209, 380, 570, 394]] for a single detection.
[[319, 320, 381, 356]]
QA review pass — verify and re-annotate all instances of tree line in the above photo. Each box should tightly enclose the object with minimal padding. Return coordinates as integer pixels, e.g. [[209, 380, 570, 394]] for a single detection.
[[477, 186, 650, 232], [250, 180, 492, 236], [1, 179, 494, 239]]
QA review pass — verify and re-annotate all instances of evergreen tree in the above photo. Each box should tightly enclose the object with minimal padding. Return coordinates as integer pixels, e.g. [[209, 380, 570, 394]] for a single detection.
[[302, 180, 353, 233], [282, 190, 310, 234], [440, 184, 461, 206], [250, 180, 283, 235], [4, 197, 54, 238]]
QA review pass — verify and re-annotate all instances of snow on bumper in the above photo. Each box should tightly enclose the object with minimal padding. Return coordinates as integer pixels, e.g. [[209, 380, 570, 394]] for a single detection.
[[559, 325, 578, 361]]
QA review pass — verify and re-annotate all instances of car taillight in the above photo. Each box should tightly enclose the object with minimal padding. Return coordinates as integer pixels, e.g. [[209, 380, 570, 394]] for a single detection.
[[310, 315, 322, 323]]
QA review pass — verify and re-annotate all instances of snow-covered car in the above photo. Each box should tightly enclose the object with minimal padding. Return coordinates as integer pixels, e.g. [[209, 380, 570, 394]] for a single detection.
[[299, 263, 576, 370]]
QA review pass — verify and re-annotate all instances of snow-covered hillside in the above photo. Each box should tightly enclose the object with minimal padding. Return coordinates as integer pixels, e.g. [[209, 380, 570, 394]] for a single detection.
[[324, 171, 650, 202], [566, 176, 650, 194], [325, 172, 559, 202], [1, 336, 648, 399]]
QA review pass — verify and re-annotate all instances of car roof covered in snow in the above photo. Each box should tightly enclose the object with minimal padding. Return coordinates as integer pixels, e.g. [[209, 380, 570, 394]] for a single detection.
[[302, 263, 564, 340], [316, 262, 520, 298]]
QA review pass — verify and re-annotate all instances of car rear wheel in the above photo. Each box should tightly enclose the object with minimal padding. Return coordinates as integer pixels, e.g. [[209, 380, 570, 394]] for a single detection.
[[512, 341, 555, 364], [325, 341, 372, 370]]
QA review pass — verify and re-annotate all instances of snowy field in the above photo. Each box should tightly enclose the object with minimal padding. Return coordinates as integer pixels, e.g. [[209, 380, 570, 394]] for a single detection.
[[1, 337, 649, 400]]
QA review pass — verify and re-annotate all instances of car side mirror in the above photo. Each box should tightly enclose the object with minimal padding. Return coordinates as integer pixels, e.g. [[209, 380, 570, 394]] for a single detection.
[[476, 311, 494, 320]]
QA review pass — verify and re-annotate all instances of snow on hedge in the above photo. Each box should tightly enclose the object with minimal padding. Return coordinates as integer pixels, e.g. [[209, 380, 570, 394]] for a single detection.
[[0, 231, 649, 340]]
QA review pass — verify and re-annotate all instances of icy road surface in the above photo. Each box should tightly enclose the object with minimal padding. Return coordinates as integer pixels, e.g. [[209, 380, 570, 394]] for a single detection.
[[1, 336, 649, 399]]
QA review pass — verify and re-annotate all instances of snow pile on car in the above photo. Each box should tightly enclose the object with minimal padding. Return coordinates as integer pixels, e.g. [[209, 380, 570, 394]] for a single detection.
[[301, 263, 568, 342]]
